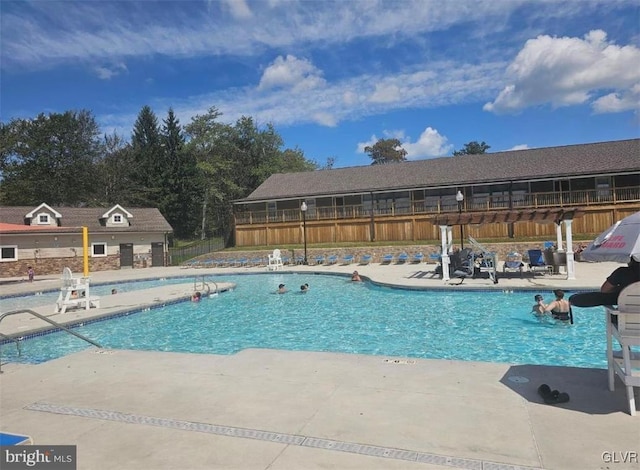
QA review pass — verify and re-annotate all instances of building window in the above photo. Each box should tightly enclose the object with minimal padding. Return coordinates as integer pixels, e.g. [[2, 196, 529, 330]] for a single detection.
[[37, 213, 50, 224], [0, 245, 18, 261], [112, 214, 123, 223], [91, 243, 107, 257]]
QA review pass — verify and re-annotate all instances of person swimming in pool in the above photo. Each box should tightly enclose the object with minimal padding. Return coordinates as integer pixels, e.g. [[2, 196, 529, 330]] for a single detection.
[[531, 294, 546, 315], [351, 271, 362, 282], [277, 284, 287, 294], [300, 283, 309, 292], [544, 289, 571, 321]]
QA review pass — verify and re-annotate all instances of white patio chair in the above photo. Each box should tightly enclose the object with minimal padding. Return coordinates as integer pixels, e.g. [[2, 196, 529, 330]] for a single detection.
[[267, 249, 284, 271], [606, 281, 640, 416]]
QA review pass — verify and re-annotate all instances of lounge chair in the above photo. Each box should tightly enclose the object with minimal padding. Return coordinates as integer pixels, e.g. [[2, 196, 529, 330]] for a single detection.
[[314, 255, 326, 265], [381, 254, 395, 264], [527, 249, 552, 275], [327, 255, 338, 265], [605, 281, 640, 415], [411, 252, 424, 263], [267, 249, 284, 271], [359, 254, 372, 265], [503, 252, 524, 277], [397, 253, 409, 263], [341, 254, 355, 265]]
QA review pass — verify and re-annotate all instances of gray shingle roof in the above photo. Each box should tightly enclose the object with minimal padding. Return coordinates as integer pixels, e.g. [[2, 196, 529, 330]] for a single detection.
[[0, 206, 173, 233], [239, 139, 640, 202]]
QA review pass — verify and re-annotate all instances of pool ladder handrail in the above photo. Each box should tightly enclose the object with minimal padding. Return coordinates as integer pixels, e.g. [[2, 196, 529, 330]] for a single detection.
[[193, 275, 218, 297], [0, 309, 103, 373]]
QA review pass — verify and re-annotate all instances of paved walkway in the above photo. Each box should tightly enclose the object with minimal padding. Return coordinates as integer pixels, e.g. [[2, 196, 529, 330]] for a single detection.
[[1, 261, 639, 470]]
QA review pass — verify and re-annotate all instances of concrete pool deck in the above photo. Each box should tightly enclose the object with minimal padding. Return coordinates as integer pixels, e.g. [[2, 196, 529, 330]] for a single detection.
[[1, 261, 639, 469]]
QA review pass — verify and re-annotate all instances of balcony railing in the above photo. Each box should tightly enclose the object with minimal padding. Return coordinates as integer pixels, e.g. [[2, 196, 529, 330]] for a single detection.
[[235, 186, 640, 225]]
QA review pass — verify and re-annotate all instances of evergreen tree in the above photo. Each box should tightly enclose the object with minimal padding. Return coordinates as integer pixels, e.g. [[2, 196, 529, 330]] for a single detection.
[[161, 108, 201, 238], [130, 105, 163, 205]]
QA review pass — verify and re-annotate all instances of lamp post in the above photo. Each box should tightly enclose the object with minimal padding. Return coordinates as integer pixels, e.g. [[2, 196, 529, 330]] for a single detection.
[[301, 201, 308, 265], [456, 190, 464, 250]]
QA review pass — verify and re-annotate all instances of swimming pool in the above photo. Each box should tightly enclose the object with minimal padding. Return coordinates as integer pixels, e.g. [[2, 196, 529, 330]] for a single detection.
[[1, 273, 608, 369]]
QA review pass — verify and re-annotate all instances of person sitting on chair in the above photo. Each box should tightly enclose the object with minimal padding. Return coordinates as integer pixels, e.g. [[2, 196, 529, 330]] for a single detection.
[[544, 289, 571, 321], [600, 258, 640, 301]]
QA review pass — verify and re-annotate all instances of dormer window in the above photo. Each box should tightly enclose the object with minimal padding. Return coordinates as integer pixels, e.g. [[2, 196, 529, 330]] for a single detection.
[[37, 214, 50, 225], [113, 214, 123, 224]]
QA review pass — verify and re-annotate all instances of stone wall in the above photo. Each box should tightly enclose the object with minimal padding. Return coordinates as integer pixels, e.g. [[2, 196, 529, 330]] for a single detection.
[[1, 256, 120, 278]]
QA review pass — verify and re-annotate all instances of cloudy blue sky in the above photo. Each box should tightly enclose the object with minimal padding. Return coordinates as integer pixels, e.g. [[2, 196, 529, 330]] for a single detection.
[[2, 0, 639, 167]]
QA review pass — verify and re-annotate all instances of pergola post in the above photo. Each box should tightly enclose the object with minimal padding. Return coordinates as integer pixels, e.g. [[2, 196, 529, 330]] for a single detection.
[[565, 219, 576, 280], [439, 225, 450, 282], [555, 223, 564, 251]]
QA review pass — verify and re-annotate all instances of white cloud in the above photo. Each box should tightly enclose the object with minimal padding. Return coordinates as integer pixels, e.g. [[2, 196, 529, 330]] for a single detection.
[[311, 112, 338, 127], [258, 55, 326, 92], [401, 127, 453, 159], [356, 135, 379, 154], [484, 30, 640, 114], [0, 0, 545, 70], [220, 0, 252, 19], [592, 83, 640, 113], [507, 144, 529, 151], [369, 84, 401, 103], [93, 62, 127, 80], [356, 127, 452, 160]]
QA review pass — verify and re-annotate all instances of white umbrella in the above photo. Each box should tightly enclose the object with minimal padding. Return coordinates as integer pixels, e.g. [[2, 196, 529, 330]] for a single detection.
[[581, 211, 640, 263]]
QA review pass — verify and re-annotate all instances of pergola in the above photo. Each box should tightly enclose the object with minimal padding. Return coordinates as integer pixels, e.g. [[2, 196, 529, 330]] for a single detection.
[[432, 208, 584, 283]]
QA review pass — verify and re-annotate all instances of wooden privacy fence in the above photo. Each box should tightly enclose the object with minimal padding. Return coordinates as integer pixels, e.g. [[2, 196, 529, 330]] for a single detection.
[[235, 206, 639, 247]]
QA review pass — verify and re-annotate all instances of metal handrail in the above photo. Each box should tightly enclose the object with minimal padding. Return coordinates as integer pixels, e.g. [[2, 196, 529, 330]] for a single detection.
[[193, 275, 218, 296], [0, 309, 103, 373], [0, 331, 21, 357]]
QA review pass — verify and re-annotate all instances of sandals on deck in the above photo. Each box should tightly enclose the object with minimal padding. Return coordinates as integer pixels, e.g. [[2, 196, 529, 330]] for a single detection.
[[537, 384, 570, 405]]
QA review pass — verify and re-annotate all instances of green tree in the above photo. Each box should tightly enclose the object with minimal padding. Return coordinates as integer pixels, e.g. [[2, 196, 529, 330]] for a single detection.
[[160, 108, 201, 239], [94, 132, 138, 205], [0, 110, 103, 205], [453, 141, 491, 156], [130, 105, 163, 205], [364, 138, 407, 165], [185, 108, 318, 242]]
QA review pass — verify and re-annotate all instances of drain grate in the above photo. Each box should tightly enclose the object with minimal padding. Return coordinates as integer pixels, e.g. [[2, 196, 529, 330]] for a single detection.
[[507, 375, 530, 384], [24, 402, 541, 470]]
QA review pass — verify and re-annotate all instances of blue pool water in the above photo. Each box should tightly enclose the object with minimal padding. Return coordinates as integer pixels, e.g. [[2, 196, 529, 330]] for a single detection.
[[1, 273, 608, 368]]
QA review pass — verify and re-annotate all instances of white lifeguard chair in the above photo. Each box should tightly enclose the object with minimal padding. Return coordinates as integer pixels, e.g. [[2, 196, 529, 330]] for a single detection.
[[54, 267, 100, 314], [267, 249, 284, 271]]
